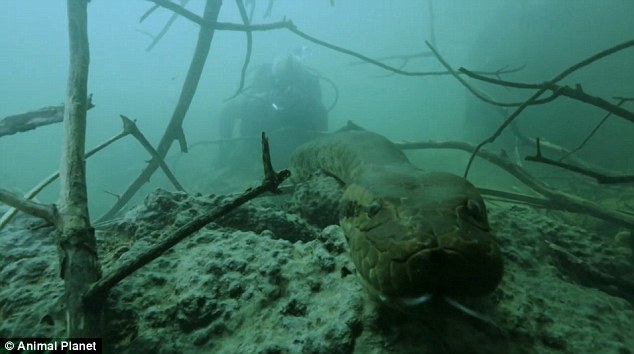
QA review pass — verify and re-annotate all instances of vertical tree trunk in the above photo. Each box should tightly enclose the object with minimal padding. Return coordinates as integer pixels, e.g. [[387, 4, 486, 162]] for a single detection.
[[58, 0, 103, 338]]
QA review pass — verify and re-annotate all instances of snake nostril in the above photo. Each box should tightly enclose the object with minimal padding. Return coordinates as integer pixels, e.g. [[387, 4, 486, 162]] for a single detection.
[[367, 201, 382, 217]]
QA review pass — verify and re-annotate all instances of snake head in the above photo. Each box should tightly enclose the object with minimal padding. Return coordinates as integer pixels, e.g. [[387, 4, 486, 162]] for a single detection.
[[342, 172, 503, 310]]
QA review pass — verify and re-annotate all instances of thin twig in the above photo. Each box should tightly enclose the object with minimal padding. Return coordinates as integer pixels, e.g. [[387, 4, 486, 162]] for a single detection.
[[244, 0, 255, 23], [263, 0, 274, 18], [317, 73, 339, 112], [147, 0, 206, 25], [225, 0, 253, 100], [428, 0, 436, 47], [559, 98, 629, 160], [139, 4, 159, 23], [145, 13, 179, 51], [350, 0, 435, 72], [145, 0, 191, 52], [289, 26, 511, 77], [526, 139, 634, 184], [359, 51, 434, 64], [425, 41, 558, 107], [459, 68, 634, 122], [458, 68, 541, 89], [0, 128, 130, 231], [147, 0, 523, 79]]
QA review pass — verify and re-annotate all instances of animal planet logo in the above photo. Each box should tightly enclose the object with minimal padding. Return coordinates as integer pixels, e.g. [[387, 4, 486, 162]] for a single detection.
[[2, 338, 102, 353]]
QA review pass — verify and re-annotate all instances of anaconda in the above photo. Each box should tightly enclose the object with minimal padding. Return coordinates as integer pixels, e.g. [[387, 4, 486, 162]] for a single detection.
[[290, 129, 503, 310]]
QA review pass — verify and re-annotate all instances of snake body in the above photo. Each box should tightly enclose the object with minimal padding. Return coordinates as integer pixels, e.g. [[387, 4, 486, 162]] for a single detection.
[[290, 130, 503, 309]]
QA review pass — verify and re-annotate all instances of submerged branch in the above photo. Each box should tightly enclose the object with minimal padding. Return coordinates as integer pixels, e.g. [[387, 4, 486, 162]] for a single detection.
[[0, 189, 58, 227], [0, 117, 136, 230], [148, 0, 521, 79], [559, 98, 633, 160], [396, 140, 634, 229], [459, 68, 634, 123], [461, 38, 634, 178], [288, 26, 518, 77], [143, 0, 191, 52], [0, 95, 94, 138], [120, 115, 185, 192], [84, 133, 290, 302], [426, 42, 556, 107], [526, 138, 634, 184], [139, 4, 160, 23], [97, 0, 222, 223]]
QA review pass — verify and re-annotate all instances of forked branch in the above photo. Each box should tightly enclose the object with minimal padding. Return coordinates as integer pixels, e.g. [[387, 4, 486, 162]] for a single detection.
[[525, 138, 634, 184], [84, 132, 290, 302], [459, 39, 634, 178]]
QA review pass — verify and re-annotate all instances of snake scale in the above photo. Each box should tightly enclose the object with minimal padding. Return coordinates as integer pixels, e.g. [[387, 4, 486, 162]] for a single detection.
[[290, 129, 503, 311]]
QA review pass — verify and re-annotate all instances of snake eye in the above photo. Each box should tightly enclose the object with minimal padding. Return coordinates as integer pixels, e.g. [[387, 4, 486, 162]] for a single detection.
[[466, 198, 485, 220], [461, 198, 490, 231], [367, 201, 382, 217]]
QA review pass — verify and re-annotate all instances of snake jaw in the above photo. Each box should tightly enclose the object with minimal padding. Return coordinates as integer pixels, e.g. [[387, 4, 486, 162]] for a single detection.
[[343, 184, 503, 300]]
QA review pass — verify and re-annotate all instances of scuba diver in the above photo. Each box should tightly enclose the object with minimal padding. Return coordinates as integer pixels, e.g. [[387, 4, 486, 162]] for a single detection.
[[218, 48, 328, 168]]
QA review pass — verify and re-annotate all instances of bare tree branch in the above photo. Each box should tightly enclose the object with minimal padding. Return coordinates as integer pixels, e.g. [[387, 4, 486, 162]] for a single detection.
[[461, 39, 634, 178], [147, 0, 205, 25], [0, 189, 58, 226], [139, 4, 159, 23], [97, 0, 222, 222], [425, 41, 558, 107], [143, 0, 191, 52], [459, 68, 634, 123], [525, 138, 634, 184], [263, 0, 275, 18], [0, 95, 94, 138], [559, 98, 632, 160], [148, 0, 521, 78]]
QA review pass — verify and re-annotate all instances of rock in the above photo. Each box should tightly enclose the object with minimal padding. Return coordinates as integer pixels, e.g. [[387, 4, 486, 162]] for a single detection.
[[1, 189, 633, 353]]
